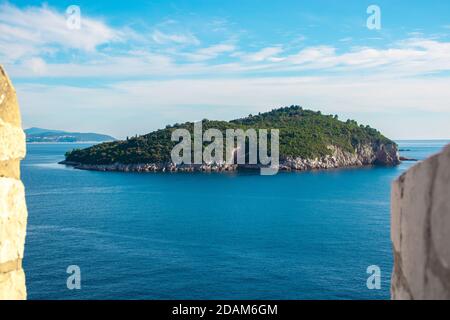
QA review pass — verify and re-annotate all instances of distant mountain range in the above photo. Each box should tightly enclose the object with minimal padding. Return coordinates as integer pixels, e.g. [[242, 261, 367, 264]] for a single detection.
[[25, 127, 116, 143]]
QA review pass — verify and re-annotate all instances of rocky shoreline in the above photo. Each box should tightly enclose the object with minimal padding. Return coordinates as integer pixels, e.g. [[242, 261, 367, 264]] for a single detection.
[[59, 143, 400, 173]]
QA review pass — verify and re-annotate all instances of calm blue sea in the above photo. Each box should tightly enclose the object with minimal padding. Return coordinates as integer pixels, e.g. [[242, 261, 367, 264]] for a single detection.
[[21, 140, 448, 300]]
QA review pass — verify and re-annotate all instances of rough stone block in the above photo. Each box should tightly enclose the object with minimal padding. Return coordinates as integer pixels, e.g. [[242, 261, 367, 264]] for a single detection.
[[391, 144, 450, 299], [0, 159, 20, 180], [0, 178, 27, 264], [0, 119, 26, 162], [0, 65, 27, 300], [0, 66, 21, 127], [0, 269, 26, 300]]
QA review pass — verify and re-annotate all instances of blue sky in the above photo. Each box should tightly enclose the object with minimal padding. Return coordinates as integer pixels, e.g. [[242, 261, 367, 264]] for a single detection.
[[1, 0, 450, 139]]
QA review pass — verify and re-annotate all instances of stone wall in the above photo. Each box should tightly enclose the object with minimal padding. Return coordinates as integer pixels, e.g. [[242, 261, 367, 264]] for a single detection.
[[391, 144, 450, 299], [0, 66, 27, 300]]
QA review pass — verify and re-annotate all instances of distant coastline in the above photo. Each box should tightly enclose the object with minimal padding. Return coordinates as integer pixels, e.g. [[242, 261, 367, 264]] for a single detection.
[[25, 127, 116, 143], [27, 141, 111, 144]]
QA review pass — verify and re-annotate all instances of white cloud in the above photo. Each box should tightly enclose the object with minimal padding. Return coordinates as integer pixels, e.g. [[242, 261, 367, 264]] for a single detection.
[[242, 47, 284, 62], [263, 39, 450, 76], [287, 46, 335, 65], [7, 37, 450, 79], [185, 44, 236, 61], [2, 4, 450, 80], [24, 57, 47, 75], [151, 30, 200, 45], [0, 3, 121, 63]]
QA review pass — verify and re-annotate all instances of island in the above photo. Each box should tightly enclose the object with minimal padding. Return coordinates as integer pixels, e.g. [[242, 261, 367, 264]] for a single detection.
[[25, 127, 116, 143], [60, 106, 400, 172]]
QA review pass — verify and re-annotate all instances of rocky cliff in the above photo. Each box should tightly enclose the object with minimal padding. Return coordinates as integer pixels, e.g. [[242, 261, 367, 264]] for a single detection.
[[279, 142, 399, 171], [0, 66, 28, 300], [391, 143, 450, 299]]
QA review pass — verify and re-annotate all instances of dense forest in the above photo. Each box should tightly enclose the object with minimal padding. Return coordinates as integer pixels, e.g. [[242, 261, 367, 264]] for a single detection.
[[64, 106, 394, 165]]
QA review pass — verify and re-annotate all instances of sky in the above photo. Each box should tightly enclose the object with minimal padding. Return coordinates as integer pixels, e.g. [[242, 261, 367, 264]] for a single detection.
[[1, 0, 450, 139]]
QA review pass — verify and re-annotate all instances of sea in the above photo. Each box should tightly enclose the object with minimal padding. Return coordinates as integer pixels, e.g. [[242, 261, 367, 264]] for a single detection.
[[21, 140, 449, 299]]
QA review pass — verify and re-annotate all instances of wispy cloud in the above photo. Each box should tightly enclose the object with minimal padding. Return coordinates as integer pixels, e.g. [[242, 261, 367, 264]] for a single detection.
[[151, 29, 200, 45], [241, 47, 284, 62], [11, 37, 450, 79], [185, 43, 236, 61], [0, 2, 121, 63], [3, 3, 450, 79]]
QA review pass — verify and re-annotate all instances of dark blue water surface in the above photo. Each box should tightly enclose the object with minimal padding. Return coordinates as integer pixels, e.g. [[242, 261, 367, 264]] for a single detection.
[[21, 140, 448, 299]]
